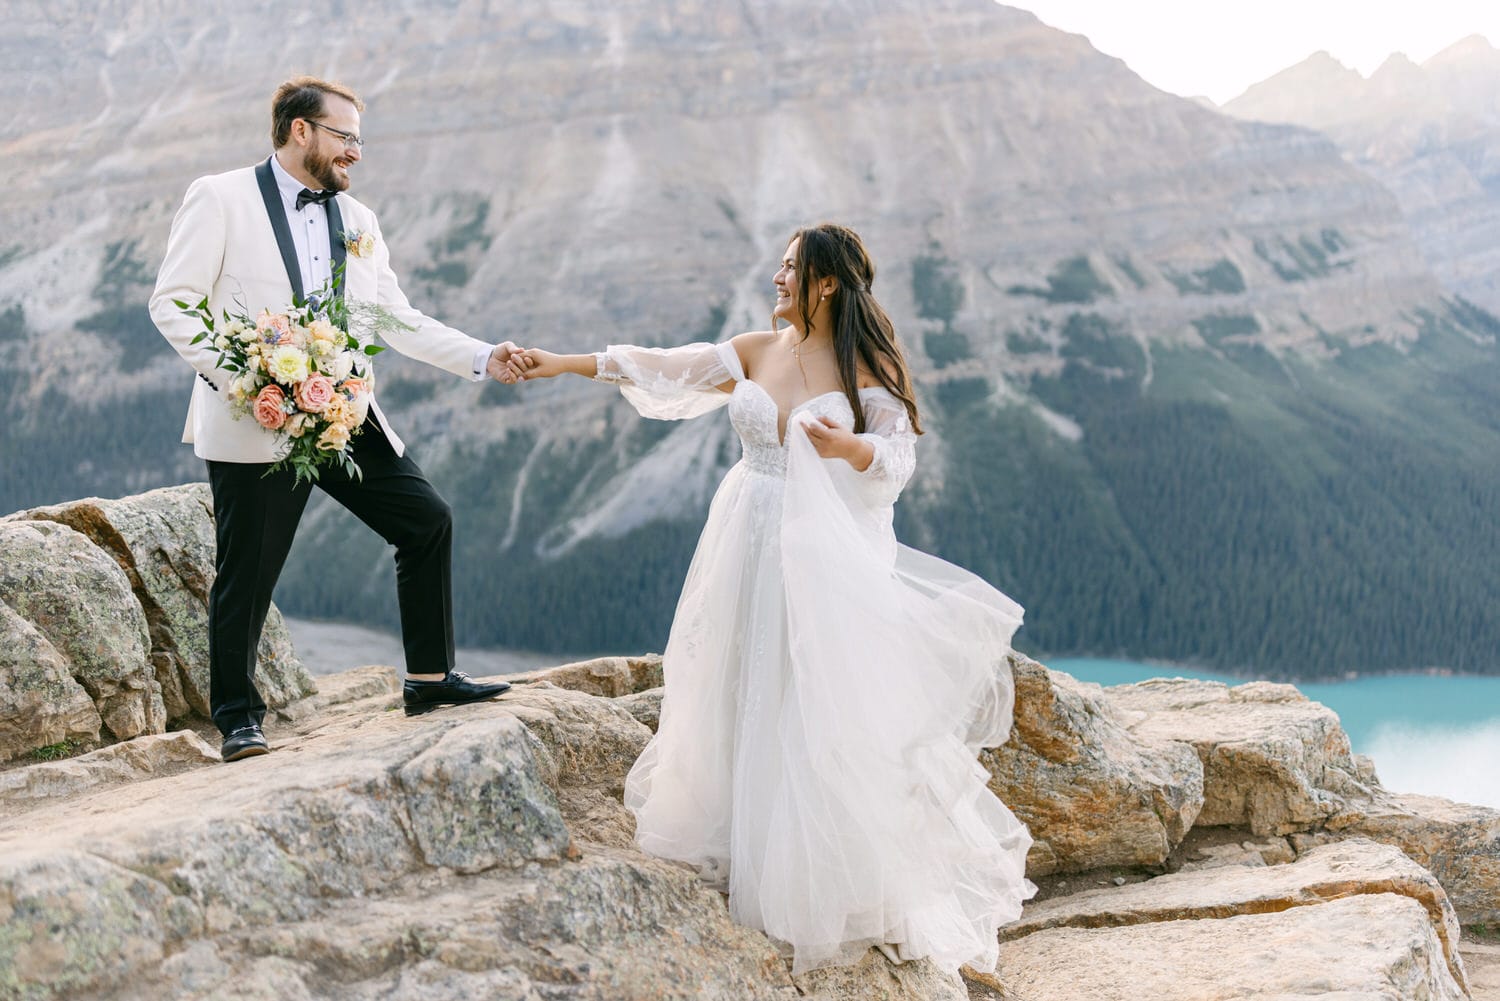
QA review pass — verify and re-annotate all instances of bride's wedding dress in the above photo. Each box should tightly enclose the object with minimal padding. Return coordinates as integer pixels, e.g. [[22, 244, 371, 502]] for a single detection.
[[598, 341, 1034, 975]]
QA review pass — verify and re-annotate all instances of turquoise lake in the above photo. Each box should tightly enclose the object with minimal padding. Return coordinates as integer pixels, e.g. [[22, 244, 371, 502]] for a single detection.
[[1047, 658, 1500, 810]]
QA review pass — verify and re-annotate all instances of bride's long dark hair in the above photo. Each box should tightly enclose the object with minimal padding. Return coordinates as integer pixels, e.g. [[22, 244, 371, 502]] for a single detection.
[[787, 223, 923, 435]]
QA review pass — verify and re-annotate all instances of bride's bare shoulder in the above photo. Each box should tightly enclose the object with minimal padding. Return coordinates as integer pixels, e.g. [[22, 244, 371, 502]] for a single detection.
[[728, 330, 778, 373]]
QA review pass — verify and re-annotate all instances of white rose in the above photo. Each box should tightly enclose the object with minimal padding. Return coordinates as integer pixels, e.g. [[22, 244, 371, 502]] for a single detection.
[[230, 374, 257, 401], [351, 391, 371, 426], [327, 352, 355, 382]]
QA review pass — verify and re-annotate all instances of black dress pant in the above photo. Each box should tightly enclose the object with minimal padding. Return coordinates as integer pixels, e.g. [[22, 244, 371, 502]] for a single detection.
[[205, 420, 455, 735]]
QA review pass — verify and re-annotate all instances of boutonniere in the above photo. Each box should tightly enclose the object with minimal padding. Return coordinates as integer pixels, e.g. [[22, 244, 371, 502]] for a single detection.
[[342, 229, 377, 259]]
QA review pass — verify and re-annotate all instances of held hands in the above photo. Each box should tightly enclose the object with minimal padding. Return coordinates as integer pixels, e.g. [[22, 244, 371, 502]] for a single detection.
[[485, 345, 569, 383], [486, 342, 535, 384], [802, 415, 875, 471], [486, 342, 573, 381], [513, 348, 567, 380]]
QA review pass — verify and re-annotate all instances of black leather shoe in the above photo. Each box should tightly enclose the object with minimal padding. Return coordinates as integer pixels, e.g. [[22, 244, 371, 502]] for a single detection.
[[220, 724, 270, 762], [403, 670, 512, 717]]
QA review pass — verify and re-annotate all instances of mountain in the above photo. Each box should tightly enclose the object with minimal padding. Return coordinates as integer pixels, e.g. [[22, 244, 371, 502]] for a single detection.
[[1223, 36, 1500, 315], [4, 0, 1500, 677]]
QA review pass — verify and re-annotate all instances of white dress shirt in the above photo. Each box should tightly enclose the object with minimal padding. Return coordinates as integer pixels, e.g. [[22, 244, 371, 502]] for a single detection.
[[269, 155, 494, 379]]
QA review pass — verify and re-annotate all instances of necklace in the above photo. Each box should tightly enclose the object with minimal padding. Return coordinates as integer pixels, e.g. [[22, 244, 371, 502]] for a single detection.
[[792, 337, 831, 385], [792, 339, 831, 361]]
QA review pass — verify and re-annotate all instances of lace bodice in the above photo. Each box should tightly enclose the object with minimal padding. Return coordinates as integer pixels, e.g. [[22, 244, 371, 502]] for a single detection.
[[729, 384, 852, 477], [597, 340, 919, 504]]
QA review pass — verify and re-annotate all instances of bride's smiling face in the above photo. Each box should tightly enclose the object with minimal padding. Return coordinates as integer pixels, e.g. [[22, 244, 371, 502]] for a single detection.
[[773, 239, 801, 326]]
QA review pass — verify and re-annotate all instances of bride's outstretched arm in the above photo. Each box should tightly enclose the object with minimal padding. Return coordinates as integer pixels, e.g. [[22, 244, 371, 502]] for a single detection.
[[515, 341, 739, 420], [510, 349, 597, 380]]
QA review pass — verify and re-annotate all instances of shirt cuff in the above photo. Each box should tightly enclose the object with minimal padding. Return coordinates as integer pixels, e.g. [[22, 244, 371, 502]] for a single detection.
[[472, 345, 494, 382]]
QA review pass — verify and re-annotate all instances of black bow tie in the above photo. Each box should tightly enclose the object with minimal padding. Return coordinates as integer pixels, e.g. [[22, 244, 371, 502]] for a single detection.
[[295, 188, 336, 211]]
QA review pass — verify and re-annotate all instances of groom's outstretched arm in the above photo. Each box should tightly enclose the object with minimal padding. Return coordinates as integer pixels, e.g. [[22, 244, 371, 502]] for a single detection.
[[364, 212, 522, 381]]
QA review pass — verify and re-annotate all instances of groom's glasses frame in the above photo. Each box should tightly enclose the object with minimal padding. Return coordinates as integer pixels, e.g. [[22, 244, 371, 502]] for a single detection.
[[305, 120, 365, 150]]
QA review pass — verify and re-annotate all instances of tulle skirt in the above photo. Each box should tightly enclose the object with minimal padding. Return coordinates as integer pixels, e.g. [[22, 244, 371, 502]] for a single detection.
[[624, 417, 1034, 975]]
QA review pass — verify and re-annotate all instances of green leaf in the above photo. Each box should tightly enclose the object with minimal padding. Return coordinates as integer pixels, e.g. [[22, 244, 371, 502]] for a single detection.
[[172, 298, 190, 310], [190, 333, 207, 345], [364, 344, 385, 356]]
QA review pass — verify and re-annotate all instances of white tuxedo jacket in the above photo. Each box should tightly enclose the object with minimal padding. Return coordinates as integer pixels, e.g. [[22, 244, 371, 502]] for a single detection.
[[150, 158, 489, 463]]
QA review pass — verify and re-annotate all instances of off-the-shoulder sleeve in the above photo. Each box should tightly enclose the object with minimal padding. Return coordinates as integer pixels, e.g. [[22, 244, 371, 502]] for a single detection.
[[594, 341, 739, 420], [852, 391, 917, 507]]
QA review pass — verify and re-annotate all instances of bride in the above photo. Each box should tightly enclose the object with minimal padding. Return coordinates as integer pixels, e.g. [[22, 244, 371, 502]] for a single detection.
[[512, 223, 1034, 975]]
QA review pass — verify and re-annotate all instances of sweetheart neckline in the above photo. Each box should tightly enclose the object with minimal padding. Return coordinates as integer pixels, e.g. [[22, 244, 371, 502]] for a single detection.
[[734, 380, 886, 447]]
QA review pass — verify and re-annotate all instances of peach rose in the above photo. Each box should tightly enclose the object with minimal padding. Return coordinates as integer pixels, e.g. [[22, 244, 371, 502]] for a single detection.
[[253, 384, 287, 430], [317, 422, 351, 452], [295, 373, 335, 413], [341, 376, 368, 397], [307, 318, 340, 344], [255, 310, 292, 344], [323, 395, 358, 430]]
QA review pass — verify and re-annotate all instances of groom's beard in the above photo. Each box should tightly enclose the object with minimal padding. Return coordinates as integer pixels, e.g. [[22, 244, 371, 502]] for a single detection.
[[304, 148, 349, 192]]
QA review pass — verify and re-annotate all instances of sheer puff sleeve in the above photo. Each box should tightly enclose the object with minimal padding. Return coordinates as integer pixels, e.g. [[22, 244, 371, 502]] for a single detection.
[[852, 391, 918, 507], [594, 341, 739, 420]]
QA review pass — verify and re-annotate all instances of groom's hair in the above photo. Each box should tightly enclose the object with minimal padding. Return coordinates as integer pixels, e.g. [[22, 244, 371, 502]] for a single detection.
[[271, 77, 365, 148]]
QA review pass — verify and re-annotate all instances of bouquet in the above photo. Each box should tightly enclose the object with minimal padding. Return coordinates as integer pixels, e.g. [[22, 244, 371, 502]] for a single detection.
[[173, 280, 390, 485]]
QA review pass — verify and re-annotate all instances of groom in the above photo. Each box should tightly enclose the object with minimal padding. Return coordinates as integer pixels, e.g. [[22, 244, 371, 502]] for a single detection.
[[150, 77, 526, 762]]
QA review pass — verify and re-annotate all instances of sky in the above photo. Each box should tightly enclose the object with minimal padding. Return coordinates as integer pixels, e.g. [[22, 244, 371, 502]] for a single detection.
[[1010, 1, 1500, 104]]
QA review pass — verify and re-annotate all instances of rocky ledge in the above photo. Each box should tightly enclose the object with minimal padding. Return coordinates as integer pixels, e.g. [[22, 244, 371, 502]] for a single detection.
[[0, 484, 311, 760], [1, 485, 1497, 1000]]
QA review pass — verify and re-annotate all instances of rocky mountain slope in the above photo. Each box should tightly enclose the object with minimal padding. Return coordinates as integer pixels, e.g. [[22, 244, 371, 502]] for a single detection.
[[2, 484, 1498, 999], [1223, 35, 1500, 314], [5, 1, 1500, 673]]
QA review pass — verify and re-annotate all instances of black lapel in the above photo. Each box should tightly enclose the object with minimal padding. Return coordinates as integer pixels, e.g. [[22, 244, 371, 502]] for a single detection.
[[254, 157, 304, 304], [326, 197, 348, 298]]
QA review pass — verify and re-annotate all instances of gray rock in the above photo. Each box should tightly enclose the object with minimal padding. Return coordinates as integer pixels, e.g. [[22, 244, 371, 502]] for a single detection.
[[509, 654, 665, 697], [308, 664, 400, 707], [0, 519, 160, 750], [614, 686, 663, 732], [983, 656, 1205, 875], [0, 682, 980, 1001], [0, 850, 203, 1001], [991, 893, 1467, 1001], [398, 714, 572, 872], [0, 662, 1490, 1001], [1106, 677, 1373, 835], [1330, 790, 1500, 926], [0, 729, 218, 809], [796, 951, 967, 1000], [16, 484, 314, 723], [0, 600, 101, 761], [999, 838, 1467, 991], [503, 684, 655, 849]]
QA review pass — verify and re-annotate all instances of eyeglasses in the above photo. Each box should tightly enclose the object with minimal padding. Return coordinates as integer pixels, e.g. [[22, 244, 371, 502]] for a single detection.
[[306, 120, 364, 149]]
